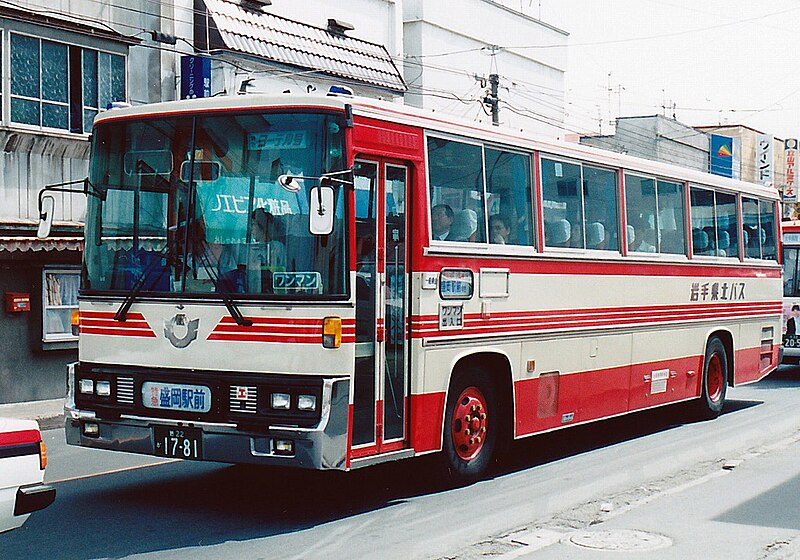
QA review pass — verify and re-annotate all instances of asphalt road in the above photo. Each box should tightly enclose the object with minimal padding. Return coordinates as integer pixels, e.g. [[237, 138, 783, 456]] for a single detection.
[[3, 366, 800, 560]]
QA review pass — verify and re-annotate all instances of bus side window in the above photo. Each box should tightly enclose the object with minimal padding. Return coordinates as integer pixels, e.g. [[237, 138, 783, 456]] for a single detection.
[[583, 165, 618, 252], [541, 158, 582, 249], [426, 136, 487, 244], [485, 147, 534, 247]]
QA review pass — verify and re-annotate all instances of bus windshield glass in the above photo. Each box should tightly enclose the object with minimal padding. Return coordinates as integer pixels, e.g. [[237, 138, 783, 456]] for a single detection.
[[84, 111, 347, 298]]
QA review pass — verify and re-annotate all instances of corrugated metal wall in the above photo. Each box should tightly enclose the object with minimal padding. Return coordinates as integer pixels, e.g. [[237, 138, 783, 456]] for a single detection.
[[0, 131, 89, 224]]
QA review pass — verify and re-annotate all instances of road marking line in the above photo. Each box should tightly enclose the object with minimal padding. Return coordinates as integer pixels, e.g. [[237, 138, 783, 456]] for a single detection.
[[49, 459, 181, 484]]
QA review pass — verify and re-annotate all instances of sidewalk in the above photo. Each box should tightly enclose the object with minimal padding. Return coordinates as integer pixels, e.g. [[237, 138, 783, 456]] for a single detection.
[[0, 398, 64, 430]]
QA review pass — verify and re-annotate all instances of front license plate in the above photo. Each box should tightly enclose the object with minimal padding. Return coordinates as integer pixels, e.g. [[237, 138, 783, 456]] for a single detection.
[[142, 381, 212, 413], [153, 426, 203, 460]]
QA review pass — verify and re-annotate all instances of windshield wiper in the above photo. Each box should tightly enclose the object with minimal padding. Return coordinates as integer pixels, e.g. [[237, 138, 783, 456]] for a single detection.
[[114, 246, 170, 322], [114, 241, 252, 327], [192, 238, 253, 327]]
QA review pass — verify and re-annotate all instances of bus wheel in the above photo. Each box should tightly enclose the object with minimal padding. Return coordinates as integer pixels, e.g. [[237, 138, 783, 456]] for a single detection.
[[695, 337, 728, 420], [440, 369, 498, 484]]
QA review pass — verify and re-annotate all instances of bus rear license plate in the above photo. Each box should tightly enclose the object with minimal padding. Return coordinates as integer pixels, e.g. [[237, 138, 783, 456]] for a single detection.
[[153, 426, 203, 460]]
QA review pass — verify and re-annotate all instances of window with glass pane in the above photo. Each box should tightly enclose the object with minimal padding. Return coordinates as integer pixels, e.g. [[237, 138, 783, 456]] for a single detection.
[[583, 166, 618, 251], [742, 197, 761, 258], [784, 248, 799, 296], [10, 34, 40, 126], [9, 35, 125, 132], [690, 188, 717, 256], [715, 192, 739, 258], [542, 158, 582, 248], [485, 148, 533, 246], [760, 199, 777, 260], [427, 137, 486, 243], [656, 180, 686, 255], [41, 40, 68, 128], [625, 174, 658, 253], [83, 49, 98, 132], [42, 269, 80, 342]]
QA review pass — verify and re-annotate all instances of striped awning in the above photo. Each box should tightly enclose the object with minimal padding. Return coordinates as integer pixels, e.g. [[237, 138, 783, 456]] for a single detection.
[[202, 0, 406, 93], [0, 237, 83, 252]]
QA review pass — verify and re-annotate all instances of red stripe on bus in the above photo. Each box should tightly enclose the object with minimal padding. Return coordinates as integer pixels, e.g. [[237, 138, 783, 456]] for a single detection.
[[80, 327, 157, 338], [211, 324, 355, 336], [416, 257, 781, 278], [411, 303, 780, 338], [80, 319, 153, 329], [207, 333, 356, 343], [413, 301, 780, 324], [80, 311, 148, 320], [217, 316, 356, 326]]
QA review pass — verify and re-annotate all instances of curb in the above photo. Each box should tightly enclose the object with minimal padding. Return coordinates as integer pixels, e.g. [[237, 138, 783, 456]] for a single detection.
[[0, 398, 65, 430]]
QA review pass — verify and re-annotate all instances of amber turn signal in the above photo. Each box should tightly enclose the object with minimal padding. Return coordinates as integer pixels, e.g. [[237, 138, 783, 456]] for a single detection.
[[322, 317, 342, 348]]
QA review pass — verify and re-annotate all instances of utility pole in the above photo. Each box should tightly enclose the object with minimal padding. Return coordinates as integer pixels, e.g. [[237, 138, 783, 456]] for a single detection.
[[483, 73, 500, 126]]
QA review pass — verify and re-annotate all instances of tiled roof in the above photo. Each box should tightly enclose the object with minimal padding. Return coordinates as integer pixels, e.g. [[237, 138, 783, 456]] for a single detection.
[[203, 0, 406, 93]]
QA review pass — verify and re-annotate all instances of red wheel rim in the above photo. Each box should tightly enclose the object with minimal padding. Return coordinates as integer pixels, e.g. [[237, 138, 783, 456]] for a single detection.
[[450, 387, 488, 461], [707, 354, 724, 403]]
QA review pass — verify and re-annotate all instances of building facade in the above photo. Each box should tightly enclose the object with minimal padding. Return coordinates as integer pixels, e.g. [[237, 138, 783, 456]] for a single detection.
[[403, 0, 568, 135], [1, 0, 569, 403], [694, 124, 787, 189], [0, 1, 155, 404], [580, 115, 710, 173]]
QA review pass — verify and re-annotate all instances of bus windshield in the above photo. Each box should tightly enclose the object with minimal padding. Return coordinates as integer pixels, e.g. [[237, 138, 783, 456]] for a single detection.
[[84, 111, 347, 298]]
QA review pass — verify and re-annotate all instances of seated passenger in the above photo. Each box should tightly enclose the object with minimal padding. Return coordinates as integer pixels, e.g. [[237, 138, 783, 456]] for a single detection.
[[450, 209, 478, 242], [247, 208, 287, 293], [489, 215, 511, 244], [716, 230, 731, 257], [545, 219, 571, 247], [586, 222, 606, 250], [627, 224, 636, 252], [692, 228, 710, 255], [431, 204, 455, 241]]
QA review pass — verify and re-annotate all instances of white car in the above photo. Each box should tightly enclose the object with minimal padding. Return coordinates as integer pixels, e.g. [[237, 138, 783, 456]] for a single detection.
[[0, 417, 55, 533]]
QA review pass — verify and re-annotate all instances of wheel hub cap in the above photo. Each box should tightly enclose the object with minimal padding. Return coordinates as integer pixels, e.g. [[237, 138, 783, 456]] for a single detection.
[[451, 387, 488, 461]]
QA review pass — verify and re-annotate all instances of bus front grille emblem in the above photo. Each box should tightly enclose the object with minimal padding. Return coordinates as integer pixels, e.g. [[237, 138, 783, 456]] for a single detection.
[[164, 313, 199, 348]]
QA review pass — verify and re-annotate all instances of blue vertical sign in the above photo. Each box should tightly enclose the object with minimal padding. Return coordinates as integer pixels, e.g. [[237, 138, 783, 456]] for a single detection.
[[710, 134, 734, 178], [180, 55, 211, 99]]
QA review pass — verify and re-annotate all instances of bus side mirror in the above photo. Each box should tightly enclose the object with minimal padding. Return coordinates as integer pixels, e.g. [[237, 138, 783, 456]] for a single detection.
[[309, 185, 335, 235], [37, 194, 55, 239]]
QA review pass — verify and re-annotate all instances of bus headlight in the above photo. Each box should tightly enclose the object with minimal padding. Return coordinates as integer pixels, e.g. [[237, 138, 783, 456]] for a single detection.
[[271, 392, 291, 410], [95, 380, 112, 397], [79, 379, 94, 395], [297, 394, 317, 411]]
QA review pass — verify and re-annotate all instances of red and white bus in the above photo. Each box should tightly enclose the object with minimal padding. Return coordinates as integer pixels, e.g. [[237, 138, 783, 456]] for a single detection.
[[781, 220, 800, 362], [40, 93, 782, 481]]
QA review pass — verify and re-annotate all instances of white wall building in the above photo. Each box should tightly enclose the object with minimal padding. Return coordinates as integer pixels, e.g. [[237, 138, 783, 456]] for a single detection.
[[0, 0, 569, 402], [403, 0, 568, 136]]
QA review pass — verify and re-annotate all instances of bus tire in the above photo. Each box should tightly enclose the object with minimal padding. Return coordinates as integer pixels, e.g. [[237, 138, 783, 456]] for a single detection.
[[439, 367, 498, 484], [695, 337, 728, 420]]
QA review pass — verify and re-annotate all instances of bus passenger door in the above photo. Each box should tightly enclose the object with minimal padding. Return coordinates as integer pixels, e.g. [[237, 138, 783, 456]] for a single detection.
[[351, 159, 410, 456]]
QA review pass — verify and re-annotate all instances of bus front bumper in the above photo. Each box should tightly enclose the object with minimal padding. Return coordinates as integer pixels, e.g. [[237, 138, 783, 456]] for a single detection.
[[64, 378, 350, 470]]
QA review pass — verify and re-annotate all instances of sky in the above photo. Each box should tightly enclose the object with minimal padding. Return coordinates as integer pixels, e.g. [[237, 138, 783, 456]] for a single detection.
[[535, 0, 800, 139]]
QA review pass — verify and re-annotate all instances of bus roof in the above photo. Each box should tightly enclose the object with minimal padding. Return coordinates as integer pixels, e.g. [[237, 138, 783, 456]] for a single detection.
[[95, 93, 780, 201]]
